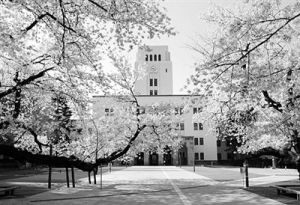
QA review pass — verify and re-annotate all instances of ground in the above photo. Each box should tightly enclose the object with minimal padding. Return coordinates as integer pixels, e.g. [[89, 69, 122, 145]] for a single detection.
[[0, 165, 300, 205]]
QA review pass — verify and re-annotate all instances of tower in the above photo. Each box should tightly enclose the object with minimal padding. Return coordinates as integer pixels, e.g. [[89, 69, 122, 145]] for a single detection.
[[134, 46, 173, 95]]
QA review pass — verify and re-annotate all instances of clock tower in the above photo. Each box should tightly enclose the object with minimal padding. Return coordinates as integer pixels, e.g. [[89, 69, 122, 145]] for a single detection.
[[134, 46, 173, 95]]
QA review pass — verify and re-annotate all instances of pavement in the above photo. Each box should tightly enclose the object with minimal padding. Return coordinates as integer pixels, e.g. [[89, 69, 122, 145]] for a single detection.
[[0, 166, 300, 205]]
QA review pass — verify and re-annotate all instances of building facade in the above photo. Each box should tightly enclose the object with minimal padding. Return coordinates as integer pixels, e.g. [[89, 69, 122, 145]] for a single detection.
[[93, 46, 218, 165]]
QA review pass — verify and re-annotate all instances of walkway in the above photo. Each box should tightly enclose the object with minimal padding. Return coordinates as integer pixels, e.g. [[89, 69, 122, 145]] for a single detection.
[[0, 166, 299, 205]]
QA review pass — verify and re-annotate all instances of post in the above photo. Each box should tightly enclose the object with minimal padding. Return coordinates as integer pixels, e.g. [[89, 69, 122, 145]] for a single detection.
[[71, 167, 75, 188], [272, 157, 276, 169], [48, 144, 53, 189], [100, 165, 103, 189], [243, 161, 249, 188], [179, 152, 181, 168], [193, 156, 195, 172], [66, 167, 70, 187]]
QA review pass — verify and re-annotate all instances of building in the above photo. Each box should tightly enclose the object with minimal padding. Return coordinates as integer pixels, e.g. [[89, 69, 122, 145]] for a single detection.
[[93, 45, 218, 165]]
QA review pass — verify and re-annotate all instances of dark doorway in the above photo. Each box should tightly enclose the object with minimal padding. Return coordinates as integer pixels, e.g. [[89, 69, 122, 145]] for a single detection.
[[163, 146, 172, 165], [179, 143, 188, 165], [149, 152, 158, 165], [135, 152, 144, 165]]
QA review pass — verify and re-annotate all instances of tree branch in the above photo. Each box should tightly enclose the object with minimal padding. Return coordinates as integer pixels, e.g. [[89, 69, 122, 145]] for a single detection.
[[87, 0, 108, 13], [261, 90, 283, 112], [0, 67, 54, 99], [209, 12, 300, 89], [0, 144, 94, 171], [96, 124, 146, 164]]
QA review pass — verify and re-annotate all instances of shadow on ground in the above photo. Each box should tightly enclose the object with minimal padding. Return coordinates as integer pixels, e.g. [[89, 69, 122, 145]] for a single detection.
[[246, 186, 299, 205]]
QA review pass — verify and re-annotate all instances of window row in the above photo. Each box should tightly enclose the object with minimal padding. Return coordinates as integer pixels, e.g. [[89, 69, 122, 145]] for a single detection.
[[195, 152, 204, 160], [106, 107, 202, 116], [106, 107, 185, 116], [193, 107, 202, 114], [193, 123, 203, 130], [104, 108, 114, 116], [175, 123, 203, 131], [194, 137, 204, 145], [145, 54, 161, 61], [150, 90, 158, 96], [175, 107, 184, 115], [150, 78, 158, 87]]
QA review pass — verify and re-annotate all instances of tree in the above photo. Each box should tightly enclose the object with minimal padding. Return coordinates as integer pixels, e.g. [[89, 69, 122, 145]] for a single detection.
[[0, 0, 176, 172], [188, 0, 300, 169], [8, 56, 184, 172]]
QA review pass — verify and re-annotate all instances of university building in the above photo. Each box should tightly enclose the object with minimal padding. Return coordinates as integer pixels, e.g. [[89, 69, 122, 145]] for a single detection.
[[93, 46, 226, 165]]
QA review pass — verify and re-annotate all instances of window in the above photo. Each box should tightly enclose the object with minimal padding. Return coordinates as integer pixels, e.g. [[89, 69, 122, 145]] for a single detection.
[[194, 137, 198, 145], [105, 108, 114, 116], [150, 54, 153, 61], [177, 123, 184, 130], [150, 78, 157, 87], [154, 90, 158, 95], [137, 107, 145, 114], [179, 107, 183, 115], [154, 54, 157, 61], [194, 123, 203, 130], [217, 140, 221, 147], [195, 152, 199, 160], [226, 140, 231, 147], [150, 90, 153, 96], [180, 123, 184, 130], [87, 128, 92, 135], [175, 107, 184, 115], [217, 153, 222, 161], [199, 123, 203, 130], [227, 153, 233, 160], [193, 123, 198, 130], [200, 152, 204, 160], [158, 54, 161, 61], [154, 78, 158, 86], [145, 55, 148, 61], [199, 138, 204, 145], [193, 107, 202, 114]]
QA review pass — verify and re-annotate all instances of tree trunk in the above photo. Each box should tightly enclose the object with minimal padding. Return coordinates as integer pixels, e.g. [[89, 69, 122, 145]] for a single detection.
[[88, 171, 91, 184], [93, 170, 97, 184], [71, 167, 75, 188], [48, 145, 53, 189], [66, 167, 69, 187]]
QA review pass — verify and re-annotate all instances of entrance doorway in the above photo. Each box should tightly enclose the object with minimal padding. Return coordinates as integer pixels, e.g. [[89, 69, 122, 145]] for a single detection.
[[179, 143, 187, 165], [135, 152, 144, 165], [163, 146, 172, 165], [149, 152, 158, 165]]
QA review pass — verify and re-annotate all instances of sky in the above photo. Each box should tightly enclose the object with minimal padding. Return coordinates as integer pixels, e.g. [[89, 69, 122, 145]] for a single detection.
[[141, 0, 242, 94]]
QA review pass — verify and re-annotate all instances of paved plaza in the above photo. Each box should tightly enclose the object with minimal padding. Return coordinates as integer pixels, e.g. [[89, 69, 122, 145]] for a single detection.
[[0, 166, 300, 205]]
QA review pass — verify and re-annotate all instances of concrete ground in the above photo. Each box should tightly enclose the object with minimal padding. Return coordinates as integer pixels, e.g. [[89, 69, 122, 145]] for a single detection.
[[0, 166, 300, 205]]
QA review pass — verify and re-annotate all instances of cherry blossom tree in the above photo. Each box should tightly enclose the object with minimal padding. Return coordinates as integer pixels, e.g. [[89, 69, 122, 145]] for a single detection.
[[0, 0, 177, 172], [188, 0, 300, 170]]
